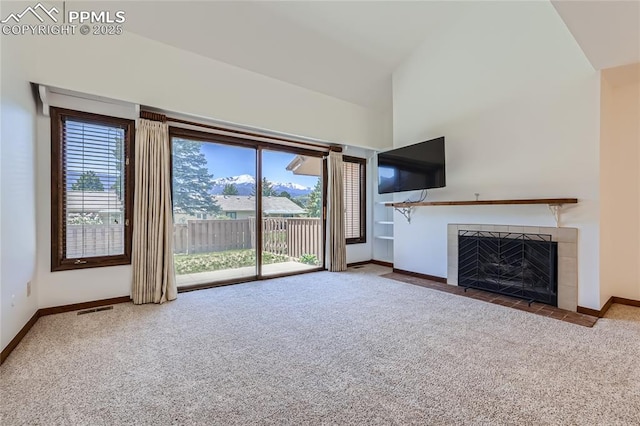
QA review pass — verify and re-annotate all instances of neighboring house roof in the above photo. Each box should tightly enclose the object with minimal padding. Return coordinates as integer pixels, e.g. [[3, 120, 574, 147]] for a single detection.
[[285, 155, 322, 176], [213, 195, 306, 215], [66, 191, 123, 213]]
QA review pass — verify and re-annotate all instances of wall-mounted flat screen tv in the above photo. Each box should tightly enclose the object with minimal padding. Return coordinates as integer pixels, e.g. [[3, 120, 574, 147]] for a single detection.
[[377, 136, 446, 194]]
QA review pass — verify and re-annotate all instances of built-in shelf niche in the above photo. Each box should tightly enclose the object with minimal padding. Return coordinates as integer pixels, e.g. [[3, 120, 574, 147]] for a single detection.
[[372, 153, 393, 264]]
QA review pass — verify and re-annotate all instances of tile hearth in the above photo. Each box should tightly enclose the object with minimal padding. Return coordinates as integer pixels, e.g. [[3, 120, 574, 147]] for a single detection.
[[382, 272, 596, 327]]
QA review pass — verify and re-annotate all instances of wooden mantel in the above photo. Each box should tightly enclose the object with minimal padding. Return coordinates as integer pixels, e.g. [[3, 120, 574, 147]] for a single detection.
[[387, 198, 578, 208], [385, 198, 578, 226]]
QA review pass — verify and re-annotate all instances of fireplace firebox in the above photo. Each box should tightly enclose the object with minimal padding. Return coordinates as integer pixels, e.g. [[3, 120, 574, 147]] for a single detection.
[[458, 231, 558, 306]]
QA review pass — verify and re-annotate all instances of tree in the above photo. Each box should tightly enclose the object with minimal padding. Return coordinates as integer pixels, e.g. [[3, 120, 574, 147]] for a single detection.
[[72, 171, 104, 191], [222, 183, 239, 195], [172, 139, 220, 215], [305, 178, 322, 217], [291, 196, 306, 209], [251, 177, 279, 197], [280, 190, 305, 208]]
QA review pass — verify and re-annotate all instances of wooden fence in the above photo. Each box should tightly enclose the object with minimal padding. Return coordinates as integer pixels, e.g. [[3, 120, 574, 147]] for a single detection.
[[286, 218, 323, 259], [174, 219, 253, 254], [66, 218, 323, 261], [66, 224, 124, 258], [174, 218, 322, 260], [260, 217, 288, 256]]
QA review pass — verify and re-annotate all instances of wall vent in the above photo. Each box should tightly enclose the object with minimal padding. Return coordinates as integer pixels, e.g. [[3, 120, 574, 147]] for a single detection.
[[77, 306, 114, 315]]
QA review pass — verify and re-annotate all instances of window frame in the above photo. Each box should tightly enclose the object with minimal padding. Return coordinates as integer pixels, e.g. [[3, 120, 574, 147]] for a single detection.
[[50, 107, 135, 271], [343, 155, 367, 245]]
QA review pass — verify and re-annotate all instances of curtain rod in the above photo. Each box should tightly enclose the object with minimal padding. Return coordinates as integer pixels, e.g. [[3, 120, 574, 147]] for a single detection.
[[140, 110, 342, 153]]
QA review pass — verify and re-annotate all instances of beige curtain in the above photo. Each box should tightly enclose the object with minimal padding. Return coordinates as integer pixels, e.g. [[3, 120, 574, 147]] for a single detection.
[[327, 151, 347, 271], [131, 119, 177, 304]]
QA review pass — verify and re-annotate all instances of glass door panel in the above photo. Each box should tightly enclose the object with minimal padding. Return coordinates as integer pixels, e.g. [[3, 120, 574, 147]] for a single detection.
[[260, 149, 324, 277], [172, 137, 257, 286]]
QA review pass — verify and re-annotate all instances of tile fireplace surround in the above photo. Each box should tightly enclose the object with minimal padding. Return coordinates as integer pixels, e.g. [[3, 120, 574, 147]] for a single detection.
[[447, 224, 578, 311]]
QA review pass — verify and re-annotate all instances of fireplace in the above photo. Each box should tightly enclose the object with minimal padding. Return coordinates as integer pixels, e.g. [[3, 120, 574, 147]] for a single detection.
[[458, 231, 558, 306]]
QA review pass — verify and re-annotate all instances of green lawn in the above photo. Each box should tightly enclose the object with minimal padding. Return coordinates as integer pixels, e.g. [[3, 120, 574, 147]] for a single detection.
[[174, 249, 288, 275]]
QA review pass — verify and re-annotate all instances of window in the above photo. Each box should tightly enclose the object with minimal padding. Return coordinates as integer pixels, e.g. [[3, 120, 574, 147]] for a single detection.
[[51, 108, 135, 271], [343, 156, 366, 244]]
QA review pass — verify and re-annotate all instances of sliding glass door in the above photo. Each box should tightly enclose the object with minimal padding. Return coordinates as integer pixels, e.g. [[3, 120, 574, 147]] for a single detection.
[[260, 149, 324, 277], [172, 136, 257, 287], [170, 129, 325, 288]]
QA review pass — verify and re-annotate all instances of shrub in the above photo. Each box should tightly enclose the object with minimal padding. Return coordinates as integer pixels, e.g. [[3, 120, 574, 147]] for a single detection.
[[174, 249, 287, 275], [299, 253, 319, 265], [68, 213, 103, 225]]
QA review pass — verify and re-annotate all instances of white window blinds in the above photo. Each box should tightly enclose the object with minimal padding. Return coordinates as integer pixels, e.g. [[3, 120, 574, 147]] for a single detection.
[[343, 158, 365, 242], [63, 117, 127, 259]]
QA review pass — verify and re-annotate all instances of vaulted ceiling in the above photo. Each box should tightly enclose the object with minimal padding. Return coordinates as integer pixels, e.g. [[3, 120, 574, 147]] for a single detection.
[[118, 1, 639, 111], [552, 0, 640, 70], [117, 1, 466, 110]]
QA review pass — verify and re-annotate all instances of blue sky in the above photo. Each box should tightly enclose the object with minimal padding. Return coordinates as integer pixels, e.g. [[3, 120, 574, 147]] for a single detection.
[[201, 143, 319, 187]]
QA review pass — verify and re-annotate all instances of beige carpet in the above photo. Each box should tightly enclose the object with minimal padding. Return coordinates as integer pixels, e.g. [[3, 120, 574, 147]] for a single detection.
[[2, 264, 639, 425]]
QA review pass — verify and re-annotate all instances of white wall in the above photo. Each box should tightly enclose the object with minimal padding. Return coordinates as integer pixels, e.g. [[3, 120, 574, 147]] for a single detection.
[[392, 2, 602, 309], [1, 30, 387, 310], [7, 31, 387, 150], [34, 107, 135, 309], [1, 37, 38, 350], [600, 65, 640, 303]]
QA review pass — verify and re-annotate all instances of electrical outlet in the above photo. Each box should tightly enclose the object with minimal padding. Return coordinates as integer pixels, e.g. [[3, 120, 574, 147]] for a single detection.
[[27, 281, 31, 297]]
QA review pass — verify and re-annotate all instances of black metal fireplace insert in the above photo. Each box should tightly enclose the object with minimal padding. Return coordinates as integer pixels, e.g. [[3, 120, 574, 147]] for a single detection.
[[458, 231, 558, 306]]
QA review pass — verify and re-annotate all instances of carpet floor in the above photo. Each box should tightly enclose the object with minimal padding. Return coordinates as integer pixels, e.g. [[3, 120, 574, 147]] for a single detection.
[[1, 264, 639, 425]]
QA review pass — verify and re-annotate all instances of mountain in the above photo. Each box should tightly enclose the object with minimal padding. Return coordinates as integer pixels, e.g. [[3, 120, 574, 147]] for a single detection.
[[215, 174, 256, 185], [210, 175, 313, 197], [210, 174, 256, 195], [272, 181, 314, 197]]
